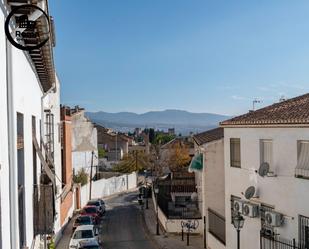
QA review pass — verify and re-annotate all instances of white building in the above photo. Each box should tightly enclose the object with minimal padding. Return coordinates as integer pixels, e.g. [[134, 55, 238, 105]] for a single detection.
[[221, 93, 309, 249], [0, 1, 62, 248], [71, 106, 98, 174], [193, 127, 226, 249]]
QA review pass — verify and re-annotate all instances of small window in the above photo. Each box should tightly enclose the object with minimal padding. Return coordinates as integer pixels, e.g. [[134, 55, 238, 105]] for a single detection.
[[295, 141, 309, 179], [260, 140, 273, 170], [230, 138, 241, 168]]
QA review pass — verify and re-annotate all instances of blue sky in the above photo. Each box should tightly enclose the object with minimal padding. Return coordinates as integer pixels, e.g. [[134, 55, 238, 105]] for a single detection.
[[50, 0, 309, 115]]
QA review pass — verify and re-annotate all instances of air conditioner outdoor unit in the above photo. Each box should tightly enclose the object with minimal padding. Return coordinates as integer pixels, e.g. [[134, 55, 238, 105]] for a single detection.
[[265, 211, 284, 227], [242, 203, 259, 218], [233, 200, 243, 213]]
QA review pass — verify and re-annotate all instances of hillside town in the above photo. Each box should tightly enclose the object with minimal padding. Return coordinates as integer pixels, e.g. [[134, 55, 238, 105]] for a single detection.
[[1, 1, 309, 249]]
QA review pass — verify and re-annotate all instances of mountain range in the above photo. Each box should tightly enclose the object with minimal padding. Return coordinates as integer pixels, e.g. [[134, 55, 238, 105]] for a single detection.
[[86, 109, 230, 135]]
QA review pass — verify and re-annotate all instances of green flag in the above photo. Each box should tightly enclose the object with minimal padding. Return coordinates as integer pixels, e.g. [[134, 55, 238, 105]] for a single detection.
[[188, 153, 203, 172]]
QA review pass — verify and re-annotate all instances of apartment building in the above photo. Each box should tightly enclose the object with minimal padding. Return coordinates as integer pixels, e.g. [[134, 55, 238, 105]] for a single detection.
[[193, 127, 226, 249], [0, 1, 63, 248], [220, 93, 309, 249]]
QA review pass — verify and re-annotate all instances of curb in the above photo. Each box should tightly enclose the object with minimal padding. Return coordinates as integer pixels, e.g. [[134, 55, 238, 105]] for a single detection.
[[140, 209, 162, 249]]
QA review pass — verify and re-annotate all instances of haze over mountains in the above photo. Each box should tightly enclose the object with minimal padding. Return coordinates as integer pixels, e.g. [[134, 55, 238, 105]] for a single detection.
[[86, 110, 229, 135]]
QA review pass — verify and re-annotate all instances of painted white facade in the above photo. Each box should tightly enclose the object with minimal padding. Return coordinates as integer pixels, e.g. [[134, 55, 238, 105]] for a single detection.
[[72, 110, 98, 174], [224, 127, 309, 249], [0, 2, 60, 248], [195, 138, 226, 249]]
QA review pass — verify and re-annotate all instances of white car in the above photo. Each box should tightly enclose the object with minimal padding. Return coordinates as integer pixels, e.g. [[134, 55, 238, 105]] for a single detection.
[[69, 225, 99, 248]]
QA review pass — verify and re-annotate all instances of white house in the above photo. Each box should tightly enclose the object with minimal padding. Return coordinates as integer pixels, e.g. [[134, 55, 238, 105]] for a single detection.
[[0, 1, 61, 248], [193, 127, 226, 249], [221, 93, 309, 249], [71, 106, 98, 174]]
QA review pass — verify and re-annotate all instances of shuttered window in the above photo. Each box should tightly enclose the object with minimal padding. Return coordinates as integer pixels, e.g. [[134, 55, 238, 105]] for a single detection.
[[260, 140, 273, 170], [295, 141, 309, 179], [230, 138, 241, 168]]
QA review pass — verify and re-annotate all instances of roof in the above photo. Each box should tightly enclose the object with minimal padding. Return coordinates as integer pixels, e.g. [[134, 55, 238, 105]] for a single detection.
[[220, 93, 309, 127], [161, 137, 194, 149], [75, 225, 94, 231], [193, 127, 224, 146]]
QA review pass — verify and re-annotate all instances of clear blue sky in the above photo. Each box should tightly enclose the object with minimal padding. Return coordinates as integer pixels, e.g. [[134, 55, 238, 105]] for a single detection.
[[50, 0, 309, 115]]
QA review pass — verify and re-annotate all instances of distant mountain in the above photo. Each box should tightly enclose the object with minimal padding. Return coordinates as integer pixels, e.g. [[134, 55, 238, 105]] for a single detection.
[[86, 109, 230, 135]]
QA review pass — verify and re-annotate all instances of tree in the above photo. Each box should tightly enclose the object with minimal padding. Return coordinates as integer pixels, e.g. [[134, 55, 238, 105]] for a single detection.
[[167, 143, 191, 170], [154, 133, 175, 145], [113, 151, 150, 173], [98, 147, 106, 158]]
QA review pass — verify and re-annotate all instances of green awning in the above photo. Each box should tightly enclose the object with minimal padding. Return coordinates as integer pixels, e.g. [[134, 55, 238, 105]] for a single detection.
[[188, 153, 203, 172]]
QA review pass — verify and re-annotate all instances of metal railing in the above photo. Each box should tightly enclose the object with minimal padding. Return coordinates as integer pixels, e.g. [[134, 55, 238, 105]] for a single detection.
[[208, 208, 226, 245], [260, 231, 302, 249]]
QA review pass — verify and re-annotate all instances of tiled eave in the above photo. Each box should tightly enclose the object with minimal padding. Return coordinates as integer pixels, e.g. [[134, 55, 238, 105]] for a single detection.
[[7, 0, 55, 92]]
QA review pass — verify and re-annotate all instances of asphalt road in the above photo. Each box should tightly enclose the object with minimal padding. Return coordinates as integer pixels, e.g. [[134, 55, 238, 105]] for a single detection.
[[101, 192, 157, 249]]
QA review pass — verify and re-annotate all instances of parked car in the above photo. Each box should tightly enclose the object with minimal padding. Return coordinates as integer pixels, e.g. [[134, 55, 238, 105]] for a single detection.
[[78, 239, 101, 249], [80, 206, 100, 224], [87, 200, 105, 216], [73, 215, 93, 231], [69, 225, 99, 248]]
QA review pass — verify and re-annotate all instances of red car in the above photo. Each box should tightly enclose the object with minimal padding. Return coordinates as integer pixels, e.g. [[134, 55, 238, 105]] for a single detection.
[[80, 205, 100, 224]]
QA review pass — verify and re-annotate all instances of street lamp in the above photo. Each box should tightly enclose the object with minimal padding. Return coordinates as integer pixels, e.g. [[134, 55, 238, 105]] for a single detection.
[[232, 212, 245, 249], [154, 186, 160, 235], [144, 170, 149, 209]]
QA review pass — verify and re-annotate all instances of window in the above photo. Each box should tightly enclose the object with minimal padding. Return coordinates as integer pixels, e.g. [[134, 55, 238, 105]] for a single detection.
[[260, 140, 273, 170], [230, 138, 241, 167], [295, 141, 309, 179], [208, 209, 226, 245]]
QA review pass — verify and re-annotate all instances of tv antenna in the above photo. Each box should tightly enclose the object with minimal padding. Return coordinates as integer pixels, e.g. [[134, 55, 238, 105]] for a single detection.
[[252, 98, 261, 111]]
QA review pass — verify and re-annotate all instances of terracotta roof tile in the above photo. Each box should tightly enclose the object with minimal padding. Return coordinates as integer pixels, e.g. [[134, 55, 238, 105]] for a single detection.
[[220, 93, 309, 126], [193, 127, 224, 146]]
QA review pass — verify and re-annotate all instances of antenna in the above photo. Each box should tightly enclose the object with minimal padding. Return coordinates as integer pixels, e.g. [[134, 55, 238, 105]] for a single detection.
[[252, 98, 261, 111], [244, 186, 256, 200]]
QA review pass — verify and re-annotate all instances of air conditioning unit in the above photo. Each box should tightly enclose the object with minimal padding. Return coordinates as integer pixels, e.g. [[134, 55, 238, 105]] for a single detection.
[[242, 203, 259, 218], [265, 211, 284, 227], [233, 200, 243, 213]]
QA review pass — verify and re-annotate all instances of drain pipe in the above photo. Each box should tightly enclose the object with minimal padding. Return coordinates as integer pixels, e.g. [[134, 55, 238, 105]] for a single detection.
[[6, 38, 18, 249]]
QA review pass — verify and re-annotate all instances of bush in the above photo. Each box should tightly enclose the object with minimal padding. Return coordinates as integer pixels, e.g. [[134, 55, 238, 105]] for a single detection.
[[73, 168, 88, 186]]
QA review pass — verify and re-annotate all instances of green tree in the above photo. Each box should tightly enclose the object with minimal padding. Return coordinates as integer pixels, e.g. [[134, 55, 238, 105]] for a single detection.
[[98, 147, 106, 158], [154, 133, 175, 145]]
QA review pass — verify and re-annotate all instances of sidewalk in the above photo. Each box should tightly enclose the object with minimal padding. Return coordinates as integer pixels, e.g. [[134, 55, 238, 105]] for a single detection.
[[142, 198, 205, 249], [56, 216, 74, 249]]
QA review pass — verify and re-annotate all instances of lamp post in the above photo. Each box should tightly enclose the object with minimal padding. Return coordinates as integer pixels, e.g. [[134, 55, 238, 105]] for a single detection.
[[232, 212, 245, 249], [154, 186, 159, 235], [144, 170, 149, 209]]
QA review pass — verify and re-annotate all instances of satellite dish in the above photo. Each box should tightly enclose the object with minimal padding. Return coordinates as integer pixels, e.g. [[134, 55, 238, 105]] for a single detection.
[[258, 162, 270, 177], [244, 186, 256, 200]]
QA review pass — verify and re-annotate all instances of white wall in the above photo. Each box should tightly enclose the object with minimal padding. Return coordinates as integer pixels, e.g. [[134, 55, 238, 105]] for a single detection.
[[80, 172, 137, 207], [0, 6, 12, 249], [224, 127, 309, 249], [198, 139, 226, 249]]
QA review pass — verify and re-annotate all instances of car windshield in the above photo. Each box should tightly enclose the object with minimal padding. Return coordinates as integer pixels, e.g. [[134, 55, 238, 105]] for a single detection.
[[88, 201, 100, 206], [76, 216, 92, 225], [84, 207, 97, 213], [73, 229, 94, 239]]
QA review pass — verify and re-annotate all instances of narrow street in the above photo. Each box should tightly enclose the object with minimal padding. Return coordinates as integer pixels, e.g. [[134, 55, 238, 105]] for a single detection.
[[101, 192, 157, 249]]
